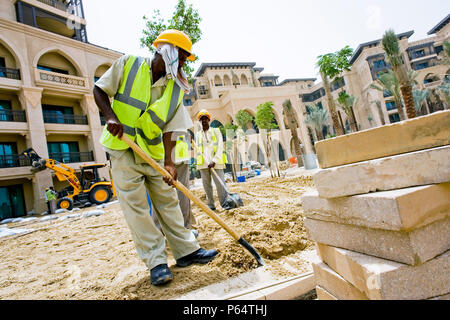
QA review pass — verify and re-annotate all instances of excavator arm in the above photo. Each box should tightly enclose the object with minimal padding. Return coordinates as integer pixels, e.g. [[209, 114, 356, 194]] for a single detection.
[[21, 148, 82, 197]]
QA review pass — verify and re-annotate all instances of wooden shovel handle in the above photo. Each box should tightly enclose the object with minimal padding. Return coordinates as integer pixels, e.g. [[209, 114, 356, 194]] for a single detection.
[[120, 135, 240, 240]]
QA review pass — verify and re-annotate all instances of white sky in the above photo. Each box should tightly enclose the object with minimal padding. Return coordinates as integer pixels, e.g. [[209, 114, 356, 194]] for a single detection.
[[83, 0, 449, 82]]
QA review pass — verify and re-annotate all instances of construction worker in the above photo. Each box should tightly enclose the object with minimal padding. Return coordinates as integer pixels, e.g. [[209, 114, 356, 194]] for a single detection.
[[174, 130, 198, 232], [45, 187, 57, 214], [195, 110, 229, 211], [93, 29, 218, 286]]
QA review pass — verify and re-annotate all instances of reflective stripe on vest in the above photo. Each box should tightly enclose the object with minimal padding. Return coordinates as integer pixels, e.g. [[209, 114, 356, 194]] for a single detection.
[[100, 56, 149, 150], [135, 79, 184, 160], [196, 128, 227, 166]]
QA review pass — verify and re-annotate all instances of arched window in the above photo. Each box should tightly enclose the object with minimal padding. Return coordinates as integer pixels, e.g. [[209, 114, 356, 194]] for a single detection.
[[223, 75, 231, 86], [94, 64, 111, 83], [214, 75, 223, 87], [241, 74, 248, 85], [37, 51, 79, 76], [232, 74, 240, 86]]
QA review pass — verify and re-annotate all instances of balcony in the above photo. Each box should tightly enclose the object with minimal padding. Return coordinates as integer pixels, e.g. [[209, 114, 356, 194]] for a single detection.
[[0, 154, 31, 169], [0, 110, 27, 122], [43, 113, 88, 125], [0, 67, 21, 80], [34, 68, 89, 93], [36, 0, 85, 18], [49, 151, 94, 164], [16, 1, 88, 42]]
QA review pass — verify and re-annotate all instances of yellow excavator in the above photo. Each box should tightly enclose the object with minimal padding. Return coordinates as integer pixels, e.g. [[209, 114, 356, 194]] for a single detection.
[[21, 148, 116, 210]]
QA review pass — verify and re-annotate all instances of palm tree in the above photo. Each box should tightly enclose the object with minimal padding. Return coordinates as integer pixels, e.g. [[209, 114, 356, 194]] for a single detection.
[[381, 29, 416, 119], [438, 77, 450, 109], [254, 102, 279, 178], [336, 92, 358, 132], [282, 99, 302, 167], [317, 46, 354, 136], [305, 104, 330, 141], [370, 69, 405, 120], [413, 89, 430, 115], [371, 100, 386, 126]]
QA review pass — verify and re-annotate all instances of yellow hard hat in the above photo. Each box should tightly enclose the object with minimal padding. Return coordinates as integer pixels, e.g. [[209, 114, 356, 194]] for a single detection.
[[197, 109, 211, 121], [153, 29, 196, 61], [45, 188, 49, 191]]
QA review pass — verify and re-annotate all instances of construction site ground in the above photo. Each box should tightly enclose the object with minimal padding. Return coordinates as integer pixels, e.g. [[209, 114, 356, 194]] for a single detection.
[[0, 166, 318, 300]]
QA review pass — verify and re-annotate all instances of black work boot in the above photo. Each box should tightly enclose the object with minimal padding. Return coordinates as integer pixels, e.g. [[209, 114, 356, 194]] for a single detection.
[[176, 248, 219, 267], [150, 264, 173, 286]]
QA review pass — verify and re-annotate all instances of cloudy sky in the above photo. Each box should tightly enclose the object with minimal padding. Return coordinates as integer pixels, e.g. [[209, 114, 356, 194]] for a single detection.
[[83, 0, 449, 82]]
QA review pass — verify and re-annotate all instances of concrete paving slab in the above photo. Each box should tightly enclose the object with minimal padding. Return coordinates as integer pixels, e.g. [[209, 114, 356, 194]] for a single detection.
[[301, 183, 450, 231], [315, 110, 450, 169], [316, 243, 450, 300], [304, 217, 450, 265], [312, 259, 369, 300], [313, 145, 450, 198], [315, 285, 339, 300]]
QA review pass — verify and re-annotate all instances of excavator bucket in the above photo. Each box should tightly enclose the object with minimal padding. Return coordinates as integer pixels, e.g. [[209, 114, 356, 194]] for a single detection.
[[21, 148, 47, 171]]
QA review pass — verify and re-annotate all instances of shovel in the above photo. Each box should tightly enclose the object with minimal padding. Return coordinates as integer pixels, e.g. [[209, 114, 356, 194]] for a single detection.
[[120, 135, 265, 266], [191, 141, 244, 210]]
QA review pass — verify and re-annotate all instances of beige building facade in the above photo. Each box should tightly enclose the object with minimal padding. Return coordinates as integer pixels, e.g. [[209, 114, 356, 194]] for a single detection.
[[186, 14, 450, 171], [0, 2, 448, 218], [0, 0, 122, 218]]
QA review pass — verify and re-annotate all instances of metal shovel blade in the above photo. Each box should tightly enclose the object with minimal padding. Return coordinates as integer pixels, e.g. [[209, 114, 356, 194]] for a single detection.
[[222, 193, 244, 210], [238, 237, 265, 266]]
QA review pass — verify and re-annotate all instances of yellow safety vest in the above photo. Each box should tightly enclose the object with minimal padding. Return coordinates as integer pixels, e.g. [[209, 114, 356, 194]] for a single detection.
[[175, 134, 190, 163], [100, 56, 184, 160], [196, 128, 228, 166]]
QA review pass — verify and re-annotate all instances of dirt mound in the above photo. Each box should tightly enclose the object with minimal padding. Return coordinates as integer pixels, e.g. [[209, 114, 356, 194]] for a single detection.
[[0, 173, 315, 300]]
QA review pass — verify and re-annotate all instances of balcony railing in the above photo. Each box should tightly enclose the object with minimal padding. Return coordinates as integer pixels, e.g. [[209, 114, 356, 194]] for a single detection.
[[0, 110, 26, 122], [49, 151, 94, 164], [0, 67, 21, 80], [35, 68, 88, 90], [43, 113, 88, 125], [0, 155, 31, 168]]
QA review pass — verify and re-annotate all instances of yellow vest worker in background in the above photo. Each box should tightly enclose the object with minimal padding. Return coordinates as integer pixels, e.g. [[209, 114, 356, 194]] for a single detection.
[[152, 130, 198, 237], [195, 110, 229, 211], [45, 187, 57, 215], [93, 29, 217, 286]]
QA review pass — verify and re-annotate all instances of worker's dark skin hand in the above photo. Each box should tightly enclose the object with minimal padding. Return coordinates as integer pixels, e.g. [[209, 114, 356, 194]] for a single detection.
[[163, 162, 177, 187], [106, 117, 123, 138], [93, 85, 123, 138], [208, 161, 216, 169]]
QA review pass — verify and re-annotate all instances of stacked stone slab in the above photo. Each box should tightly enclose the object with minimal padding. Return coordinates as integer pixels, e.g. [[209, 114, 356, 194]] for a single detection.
[[300, 110, 450, 300]]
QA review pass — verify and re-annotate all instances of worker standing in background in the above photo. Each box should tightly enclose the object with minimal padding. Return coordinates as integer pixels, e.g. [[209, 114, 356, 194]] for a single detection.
[[174, 130, 198, 235], [195, 110, 229, 211], [45, 187, 57, 214], [93, 29, 218, 286], [151, 125, 198, 237]]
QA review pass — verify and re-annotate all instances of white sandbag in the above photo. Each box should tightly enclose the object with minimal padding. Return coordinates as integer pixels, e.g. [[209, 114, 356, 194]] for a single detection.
[[82, 210, 105, 218]]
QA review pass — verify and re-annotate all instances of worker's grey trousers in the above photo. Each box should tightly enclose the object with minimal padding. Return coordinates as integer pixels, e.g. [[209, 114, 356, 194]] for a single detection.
[[153, 162, 196, 229], [109, 149, 199, 270], [47, 200, 56, 214], [199, 168, 228, 208]]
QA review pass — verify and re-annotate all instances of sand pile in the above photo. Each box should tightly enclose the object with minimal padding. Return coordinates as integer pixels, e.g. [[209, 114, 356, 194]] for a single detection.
[[0, 171, 315, 300]]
